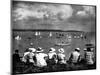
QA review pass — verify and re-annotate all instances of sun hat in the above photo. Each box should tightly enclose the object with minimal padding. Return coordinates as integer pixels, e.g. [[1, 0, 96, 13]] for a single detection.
[[83, 48, 87, 51], [58, 48, 64, 53], [75, 48, 80, 51], [87, 47, 92, 51], [36, 47, 43, 52], [29, 48, 36, 52], [49, 48, 56, 52]]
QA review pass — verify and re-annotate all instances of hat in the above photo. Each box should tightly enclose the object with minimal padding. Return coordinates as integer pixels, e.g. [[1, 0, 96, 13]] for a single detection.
[[87, 47, 92, 51], [36, 47, 43, 52], [75, 48, 80, 51], [29, 48, 36, 52], [91, 48, 94, 51], [49, 48, 56, 52], [83, 48, 87, 51], [58, 48, 64, 53]]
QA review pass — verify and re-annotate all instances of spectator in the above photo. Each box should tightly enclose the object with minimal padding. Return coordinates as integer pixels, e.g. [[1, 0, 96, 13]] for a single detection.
[[84, 48, 94, 65], [48, 48, 57, 64], [57, 48, 66, 64], [13, 49, 20, 63], [35, 47, 48, 67], [28, 48, 36, 64], [22, 48, 30, 63], [12, 49, 20, 73], [69, 48, 81, 65]]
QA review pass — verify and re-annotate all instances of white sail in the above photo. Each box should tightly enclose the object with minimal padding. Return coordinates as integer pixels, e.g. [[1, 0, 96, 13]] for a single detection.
[[35, 31, 38, 36], [15, 35, 21, 40], [49, 32, 52, 37]]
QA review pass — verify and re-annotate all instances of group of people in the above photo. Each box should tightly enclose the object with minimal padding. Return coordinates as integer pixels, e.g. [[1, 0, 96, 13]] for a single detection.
[[13, 47, 95, 69], [21, 47, 66, 67]]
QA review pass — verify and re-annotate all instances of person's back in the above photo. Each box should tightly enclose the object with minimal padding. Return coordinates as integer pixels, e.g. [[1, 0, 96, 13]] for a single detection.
[[48, 52, 57, 65], [35, 53, 48, 67], [69, 48, 81, 64], [48, 48, 57, 65], [22, 48, 36, 63], [71, 51, 80, 63], [48, 52, 56, 59], [22, 51, 30, 63], [57, 48, 66, 64], [58, 53, 66, 64], [27, 52, 35, 63], [85, 51, 94, 65]]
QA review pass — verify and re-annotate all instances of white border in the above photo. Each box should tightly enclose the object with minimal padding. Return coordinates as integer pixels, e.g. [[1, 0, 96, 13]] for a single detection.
[[0, 0, 99, 75]]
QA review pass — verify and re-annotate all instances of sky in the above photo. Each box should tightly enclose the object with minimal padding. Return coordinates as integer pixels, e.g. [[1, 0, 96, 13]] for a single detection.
[[12, 1, 96, 32]]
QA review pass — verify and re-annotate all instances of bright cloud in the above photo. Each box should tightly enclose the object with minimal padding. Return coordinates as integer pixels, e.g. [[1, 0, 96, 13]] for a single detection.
[[13, 3, 73, 21], [83, 6, 95, 16], [76, 6, 95, 17]]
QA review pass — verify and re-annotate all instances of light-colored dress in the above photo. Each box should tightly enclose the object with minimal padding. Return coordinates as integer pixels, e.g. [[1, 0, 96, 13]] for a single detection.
[[35, 53, 48, 67]]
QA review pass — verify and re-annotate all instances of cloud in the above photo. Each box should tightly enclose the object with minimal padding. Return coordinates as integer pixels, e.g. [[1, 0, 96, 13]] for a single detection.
[[13, 3, 45, 21], [13, 2, 73, 21], [76, 6, 95, 17], [12, 1, 96, 33], [76, 11, 88, 17], [83, 6, 95, 16]]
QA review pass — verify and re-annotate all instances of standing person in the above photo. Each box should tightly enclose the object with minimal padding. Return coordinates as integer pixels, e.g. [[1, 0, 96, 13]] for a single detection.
[[84, 47, 94, 65], [13, 49, 20, 63], [69, 48, 81, 65], [57, 48, 66, 64], [12, 49, 21, 73], [35, 47, 48, 67]]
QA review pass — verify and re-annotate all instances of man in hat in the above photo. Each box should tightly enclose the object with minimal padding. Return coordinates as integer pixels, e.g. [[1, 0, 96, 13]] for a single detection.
[[35, 47, 48, 67], [84, 47, 94, 65], [57, 48, 67, 70], [47, 48, 57, 65], [46, 48, 58, 71], [69, 48, 81, 65], [57, 48, 66, 64]]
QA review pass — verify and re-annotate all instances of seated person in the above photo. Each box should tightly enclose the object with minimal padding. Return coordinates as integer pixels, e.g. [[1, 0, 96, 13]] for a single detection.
[[47, 48, 57, 65], [57, 48, 66, 64], [35, 47, 48, 67], [69, 48, 81, 65]]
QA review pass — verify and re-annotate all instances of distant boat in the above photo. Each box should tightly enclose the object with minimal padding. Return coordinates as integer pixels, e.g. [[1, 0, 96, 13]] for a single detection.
[[55, 43, 70, 46], [35, 31, 41, 36]]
